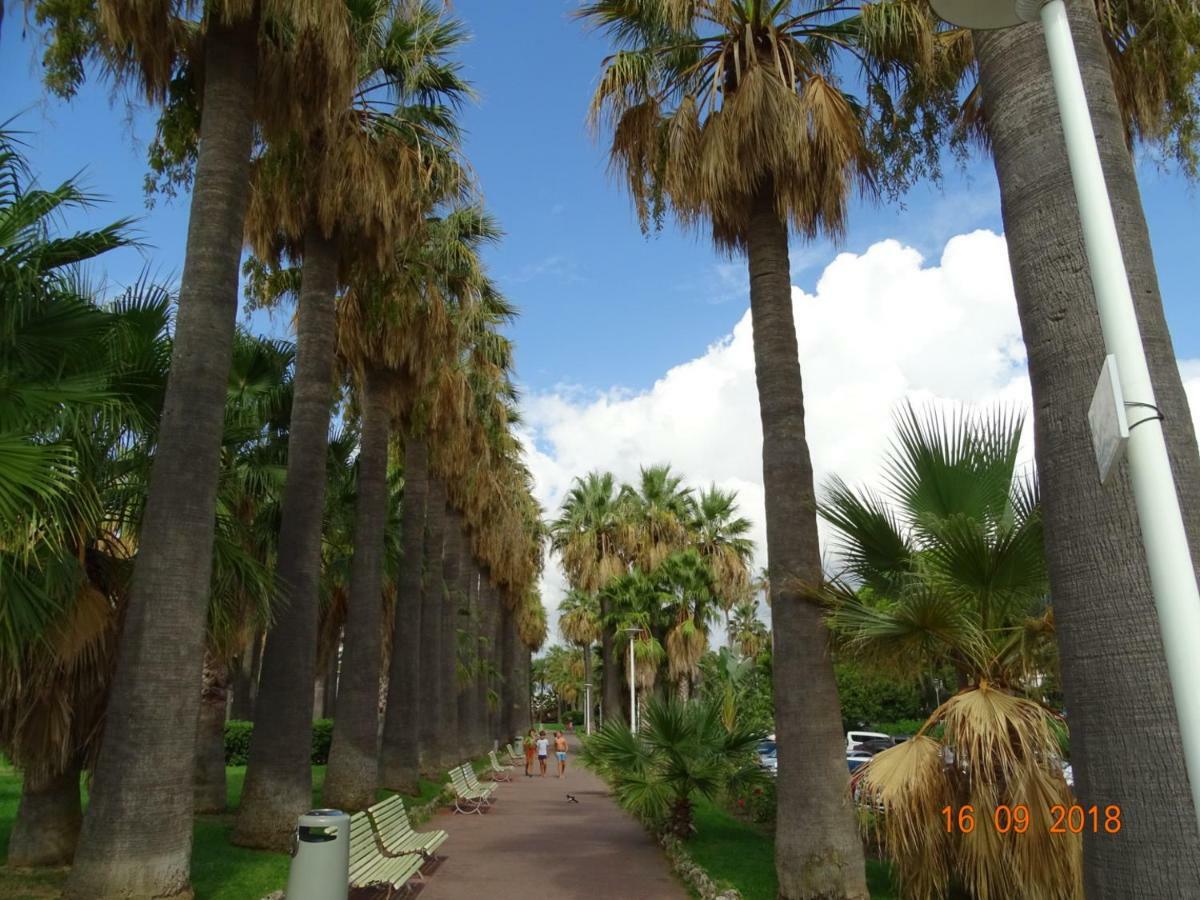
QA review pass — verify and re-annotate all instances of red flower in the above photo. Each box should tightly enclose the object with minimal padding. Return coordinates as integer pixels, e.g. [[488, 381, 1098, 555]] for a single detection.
[[737, 798, 745, 807]]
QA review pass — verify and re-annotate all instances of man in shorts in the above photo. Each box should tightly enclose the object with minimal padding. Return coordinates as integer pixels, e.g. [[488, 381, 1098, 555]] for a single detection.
[[535, 730, 549, 776], [554, 730, 569, 778]]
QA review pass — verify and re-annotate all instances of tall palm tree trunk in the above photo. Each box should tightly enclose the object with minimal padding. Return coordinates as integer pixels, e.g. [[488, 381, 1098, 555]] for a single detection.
[[379, 435, 428, 792], [417, 478, 447, 774], [194, 651, 230, 814], [499, 604, 515, 741], [441, 507, 464, 763], [599, 596, 621, 725], [323, 368, 391, 811], [746, 185, 868, 900], [456, 549, 475, 758], [478, 574, 495, 749], [229, 630, 263, 721], [974, 4, 1200, 891], [65, 19, 259, 898], [234, 226, 339, 851], [8, 761, 82, 867]]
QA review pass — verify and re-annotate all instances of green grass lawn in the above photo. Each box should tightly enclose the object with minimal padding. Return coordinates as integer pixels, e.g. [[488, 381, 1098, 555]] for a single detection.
[[0, 760, 458, 900], [687, 796, 897, 900]]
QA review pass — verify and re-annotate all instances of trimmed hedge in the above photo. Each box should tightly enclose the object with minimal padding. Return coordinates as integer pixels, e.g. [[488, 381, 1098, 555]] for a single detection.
[[224, 719, 333, 766]]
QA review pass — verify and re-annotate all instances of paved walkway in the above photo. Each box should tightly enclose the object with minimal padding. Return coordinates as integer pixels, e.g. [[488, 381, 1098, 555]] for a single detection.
[[418, 740, 687, 900]]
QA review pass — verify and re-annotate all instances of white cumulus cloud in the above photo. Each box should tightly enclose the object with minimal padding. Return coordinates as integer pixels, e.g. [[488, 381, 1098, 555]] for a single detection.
[[521, 229, 1200, 640]]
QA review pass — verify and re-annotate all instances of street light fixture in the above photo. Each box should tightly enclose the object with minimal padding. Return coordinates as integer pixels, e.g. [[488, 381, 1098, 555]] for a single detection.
[[582, 682, 593, 735], [928, 0, 1200, 830], [623, 628, 640, 733]]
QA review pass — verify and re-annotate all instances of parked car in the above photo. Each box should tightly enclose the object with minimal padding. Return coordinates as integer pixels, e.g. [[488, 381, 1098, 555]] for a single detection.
[[846, 751, 873, 774], [761, 748, 778, 775], [756, 740, 777, 769], [845, 731, 890, 752]]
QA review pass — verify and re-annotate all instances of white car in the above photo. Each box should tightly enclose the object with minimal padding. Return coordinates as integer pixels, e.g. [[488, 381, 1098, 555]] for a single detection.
[[845, 731, 890, 753]]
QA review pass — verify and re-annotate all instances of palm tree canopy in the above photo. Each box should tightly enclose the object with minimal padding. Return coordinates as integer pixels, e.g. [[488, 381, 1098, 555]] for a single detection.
[[820, 402, 1050, 685], [580, 0, 961, 246]]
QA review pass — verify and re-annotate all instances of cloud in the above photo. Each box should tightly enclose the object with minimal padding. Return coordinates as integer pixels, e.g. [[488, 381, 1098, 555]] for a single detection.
[[520, 229, 1200, 641]]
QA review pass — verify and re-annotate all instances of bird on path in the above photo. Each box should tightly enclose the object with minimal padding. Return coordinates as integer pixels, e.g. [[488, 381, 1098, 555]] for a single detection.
[[566, 794, 579, 803]]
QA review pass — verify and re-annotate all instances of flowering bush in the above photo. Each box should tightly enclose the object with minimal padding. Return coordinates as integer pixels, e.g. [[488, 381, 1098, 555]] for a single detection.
[[727, 781, 776, 825]]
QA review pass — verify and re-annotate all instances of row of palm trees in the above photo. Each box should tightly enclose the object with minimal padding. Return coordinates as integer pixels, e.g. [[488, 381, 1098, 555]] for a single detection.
[[5, 2, 547, 897], [577, 0, 1200, 897], [551, 467, 755, 728]]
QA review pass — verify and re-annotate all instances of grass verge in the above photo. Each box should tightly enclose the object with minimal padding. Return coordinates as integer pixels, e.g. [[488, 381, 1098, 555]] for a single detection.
[[686, 796, 897, 900], [0, 757, 467, 899]]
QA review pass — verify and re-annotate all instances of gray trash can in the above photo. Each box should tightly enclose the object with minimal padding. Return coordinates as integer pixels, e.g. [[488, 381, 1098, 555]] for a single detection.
[[285, 808, 350, 900]]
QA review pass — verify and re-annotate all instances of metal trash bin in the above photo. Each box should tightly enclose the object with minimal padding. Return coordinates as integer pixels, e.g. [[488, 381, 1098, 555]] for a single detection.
[[286, 808, 350, 900]]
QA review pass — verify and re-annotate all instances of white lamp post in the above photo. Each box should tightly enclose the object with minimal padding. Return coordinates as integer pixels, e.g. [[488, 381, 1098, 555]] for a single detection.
[[624, 628, 640, 732], [583, 681, 593, 735], [929, 0, 1200, 830]]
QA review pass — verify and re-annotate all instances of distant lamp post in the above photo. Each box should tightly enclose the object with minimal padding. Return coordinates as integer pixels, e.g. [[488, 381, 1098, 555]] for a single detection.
[[623, 628, 640, 732], [928, 0, 1200, 831], [582, 682, 593, 735]]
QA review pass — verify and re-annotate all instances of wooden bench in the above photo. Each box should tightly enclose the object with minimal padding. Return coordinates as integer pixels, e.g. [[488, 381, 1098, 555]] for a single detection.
[[449, 764, 495, 814], [349, 810, 424, 895], [487, 750, 514, 782], [366, 796, 448, 862]]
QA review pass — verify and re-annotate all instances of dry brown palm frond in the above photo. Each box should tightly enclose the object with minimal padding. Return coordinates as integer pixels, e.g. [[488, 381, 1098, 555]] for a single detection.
[[855, 736, 954, 897], [858, 683, 1080, 899]]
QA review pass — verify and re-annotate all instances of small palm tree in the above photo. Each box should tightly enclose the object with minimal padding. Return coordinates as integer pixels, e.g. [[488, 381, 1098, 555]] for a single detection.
[[582, 695, 767, 838], [559, 590, 602, 725], [820, 402, 1076, 899]]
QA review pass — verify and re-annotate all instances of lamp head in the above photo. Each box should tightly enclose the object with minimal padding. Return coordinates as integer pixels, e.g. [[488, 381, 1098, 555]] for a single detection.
[[928, 0, 1045, 29]]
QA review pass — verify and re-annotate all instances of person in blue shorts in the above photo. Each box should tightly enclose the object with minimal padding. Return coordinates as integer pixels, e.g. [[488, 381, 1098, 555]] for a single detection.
[[553, 730, 568, 778]]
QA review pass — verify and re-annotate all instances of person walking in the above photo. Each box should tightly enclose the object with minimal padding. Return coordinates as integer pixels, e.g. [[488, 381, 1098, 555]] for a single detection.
[[554, 730, 568, 778], [535, 730, 550, 777], [523, 728, 537, 778]]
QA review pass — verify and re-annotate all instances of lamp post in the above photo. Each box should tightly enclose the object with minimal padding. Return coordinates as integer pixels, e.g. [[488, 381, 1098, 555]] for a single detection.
[[624, 628, 640, 732], [583, 682, 593, 735], [929, 0, 1200, 830]]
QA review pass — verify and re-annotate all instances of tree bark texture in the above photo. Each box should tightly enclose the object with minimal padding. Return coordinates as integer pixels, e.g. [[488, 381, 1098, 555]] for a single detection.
[[324, 368, 391, 811], [7, 762, 82, 867], [379, 436, 428, 792], [234, 226, 339, 851], [418, 478, 447, 774], [194, 651, 229, 814], [499, 603, 516, 741], [229, 631, 263, 721], [441, 507, 464, 763], [746, 187, 868, 900], [974, 4, 1200, 892], [599, 596, 621, 726], [64, 19, 259, 899], [455, 548, 475, 759]]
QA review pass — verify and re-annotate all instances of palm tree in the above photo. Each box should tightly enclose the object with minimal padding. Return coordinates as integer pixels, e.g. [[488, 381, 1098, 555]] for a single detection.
[[728, 599, 768, 659], [820, 403, 1075, 897], [236, 0, 471, 846], [690, 486, 754, 613], [28, 4, 358, 892], [559, 590, 602, 727], [550, 472, 627, 724], [581, 695, 767, 838], [969, 2, 1200, 886], [579, 4, 944, 892], [621, 465, 695, 572]]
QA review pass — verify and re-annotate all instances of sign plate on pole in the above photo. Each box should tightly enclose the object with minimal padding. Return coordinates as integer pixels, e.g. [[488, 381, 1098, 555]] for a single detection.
[[1088, 354, 1130, 485]]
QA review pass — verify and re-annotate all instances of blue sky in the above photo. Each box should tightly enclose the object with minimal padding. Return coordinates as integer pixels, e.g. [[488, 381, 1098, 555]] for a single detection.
[[2, 0, 1198, 396]]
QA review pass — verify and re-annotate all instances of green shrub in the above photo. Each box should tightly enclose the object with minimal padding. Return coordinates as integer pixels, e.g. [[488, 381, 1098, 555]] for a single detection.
[[311, 719, 333, 764], [224, 719, 333, 766], [562, 710, 584, 726], [225, 720, 253, 766]]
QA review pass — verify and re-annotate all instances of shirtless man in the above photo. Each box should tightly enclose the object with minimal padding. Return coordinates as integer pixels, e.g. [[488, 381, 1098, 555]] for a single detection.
[[554, 731, 569, 778]]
